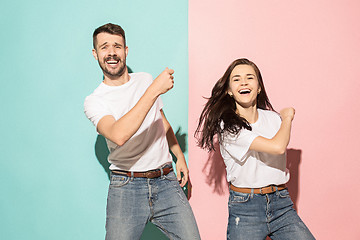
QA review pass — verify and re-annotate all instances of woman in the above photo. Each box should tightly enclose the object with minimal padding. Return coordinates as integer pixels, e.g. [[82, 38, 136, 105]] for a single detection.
[[195, 58, 315, 240]]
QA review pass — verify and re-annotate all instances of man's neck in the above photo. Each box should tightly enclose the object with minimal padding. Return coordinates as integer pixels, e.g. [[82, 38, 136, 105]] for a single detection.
[[103, 70, 130, 86]]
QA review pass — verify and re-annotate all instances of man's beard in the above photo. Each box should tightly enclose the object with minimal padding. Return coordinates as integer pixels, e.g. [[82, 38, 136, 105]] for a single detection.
[[98, 55, 126, 78]]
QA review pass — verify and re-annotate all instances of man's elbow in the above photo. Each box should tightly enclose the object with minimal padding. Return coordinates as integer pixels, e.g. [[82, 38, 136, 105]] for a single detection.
[[114, 139, 126, 146], [108, 133, 129, 147], [113, 136, 128, 146]]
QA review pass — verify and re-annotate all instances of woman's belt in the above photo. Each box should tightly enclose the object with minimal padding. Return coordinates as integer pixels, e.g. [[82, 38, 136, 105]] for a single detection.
[[230, 184, 286, 194]]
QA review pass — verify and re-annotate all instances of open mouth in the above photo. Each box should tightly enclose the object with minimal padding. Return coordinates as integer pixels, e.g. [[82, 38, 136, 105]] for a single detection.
[[105, 56, 120, 67], [239, 89, 251, 94], [106, 60, 119, 66]]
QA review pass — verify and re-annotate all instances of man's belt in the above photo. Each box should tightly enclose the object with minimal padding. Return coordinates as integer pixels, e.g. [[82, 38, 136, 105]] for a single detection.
[[111, 166, 173, 178]]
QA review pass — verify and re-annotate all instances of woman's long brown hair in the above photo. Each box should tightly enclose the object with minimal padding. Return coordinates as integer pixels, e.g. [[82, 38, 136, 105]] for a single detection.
[[195, 58, 274, 151]]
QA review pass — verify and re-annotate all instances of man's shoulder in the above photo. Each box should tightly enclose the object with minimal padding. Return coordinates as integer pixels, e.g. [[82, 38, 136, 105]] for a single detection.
[[130, 72, 153, 81], [84, 83, 109, 106], [84, 83, 105, 100]]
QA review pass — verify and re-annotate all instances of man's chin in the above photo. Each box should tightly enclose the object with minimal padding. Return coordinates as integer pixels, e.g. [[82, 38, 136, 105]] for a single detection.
[[105, 73, 122, 79], [104, 68, 126, 78]]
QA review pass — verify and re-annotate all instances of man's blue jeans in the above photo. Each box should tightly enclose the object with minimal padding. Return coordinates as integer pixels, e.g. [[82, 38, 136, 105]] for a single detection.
[[105, 171, 201, 240], [227, 188, 315, 240]]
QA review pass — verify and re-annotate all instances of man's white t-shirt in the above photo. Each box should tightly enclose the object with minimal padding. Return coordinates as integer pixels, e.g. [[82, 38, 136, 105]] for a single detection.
[[219, 109, 290, 188], [84, 72, 172, 171]]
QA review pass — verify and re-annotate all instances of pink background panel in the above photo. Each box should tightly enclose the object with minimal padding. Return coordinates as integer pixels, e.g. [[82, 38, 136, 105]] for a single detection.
[[189, 1, 360, 239]]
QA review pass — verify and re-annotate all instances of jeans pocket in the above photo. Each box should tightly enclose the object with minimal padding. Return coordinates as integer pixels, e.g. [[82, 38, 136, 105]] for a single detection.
[[229, 190, 251, 203], [109, 174, 130, 188], [278, 189, 290, 198], [163, 171, 178, 181], [162, 172, 187, 204]]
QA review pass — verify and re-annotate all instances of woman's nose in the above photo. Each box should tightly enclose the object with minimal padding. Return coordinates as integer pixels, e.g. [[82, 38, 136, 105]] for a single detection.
[[240, 79, 248, 85]]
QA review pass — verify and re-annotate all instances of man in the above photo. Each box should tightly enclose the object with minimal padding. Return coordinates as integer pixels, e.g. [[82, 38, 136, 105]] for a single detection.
[[84, 23, 200, 240]]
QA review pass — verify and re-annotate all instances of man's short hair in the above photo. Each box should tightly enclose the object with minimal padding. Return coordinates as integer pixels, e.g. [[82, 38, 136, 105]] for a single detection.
[[93, 23, 126, 49]]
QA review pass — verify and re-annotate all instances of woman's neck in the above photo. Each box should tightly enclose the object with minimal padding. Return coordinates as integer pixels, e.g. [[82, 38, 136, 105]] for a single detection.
[[237, 105, 258, 124]]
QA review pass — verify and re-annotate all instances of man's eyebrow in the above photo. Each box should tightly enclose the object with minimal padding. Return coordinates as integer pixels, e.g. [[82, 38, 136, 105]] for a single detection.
[[98, 42, 108, 48]]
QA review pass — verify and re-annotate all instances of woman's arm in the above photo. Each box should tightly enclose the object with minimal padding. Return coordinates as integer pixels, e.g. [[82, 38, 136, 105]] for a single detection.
[[249, 108, 295, 155]]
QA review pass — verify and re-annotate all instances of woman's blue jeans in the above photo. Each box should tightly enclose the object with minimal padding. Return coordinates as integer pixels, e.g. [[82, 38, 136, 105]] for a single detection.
[[105, 171, 200, 240], [227, 188, 315, 240]]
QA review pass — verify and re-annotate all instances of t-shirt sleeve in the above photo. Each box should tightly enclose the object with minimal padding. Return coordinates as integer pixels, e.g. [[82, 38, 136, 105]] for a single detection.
[[84, 96, 112, 128], [220, 129, 259, 162], [157, 96, 164, 110]]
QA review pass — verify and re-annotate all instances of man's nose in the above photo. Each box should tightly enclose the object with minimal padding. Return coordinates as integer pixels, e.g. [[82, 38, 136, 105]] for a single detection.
[[108, 46, 116, 55]]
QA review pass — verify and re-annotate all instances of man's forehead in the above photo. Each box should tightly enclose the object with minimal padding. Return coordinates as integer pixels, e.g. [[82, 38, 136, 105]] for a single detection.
[[96, 33, 125, 45]]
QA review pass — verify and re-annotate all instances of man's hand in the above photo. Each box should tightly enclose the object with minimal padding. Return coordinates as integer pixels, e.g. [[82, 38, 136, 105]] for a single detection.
[[175, 157, 189, 187], [149, 68, 174, 96]]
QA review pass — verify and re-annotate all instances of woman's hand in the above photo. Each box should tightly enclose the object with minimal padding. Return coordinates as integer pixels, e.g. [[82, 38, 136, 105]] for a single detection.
[[280, 107, 295, 121]]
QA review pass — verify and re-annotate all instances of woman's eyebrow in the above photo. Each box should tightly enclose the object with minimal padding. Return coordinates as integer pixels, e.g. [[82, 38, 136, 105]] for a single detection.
[[231, 74, 255, 79]]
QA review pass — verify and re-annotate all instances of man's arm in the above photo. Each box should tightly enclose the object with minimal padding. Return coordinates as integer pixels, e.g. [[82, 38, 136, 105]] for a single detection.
[[97, 68, 174, 146], [249, 108, 295, 155], [160, 109, 188, 187]]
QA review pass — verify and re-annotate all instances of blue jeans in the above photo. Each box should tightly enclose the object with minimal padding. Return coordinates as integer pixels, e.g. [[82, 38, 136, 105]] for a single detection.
[[227, 188, 315, 240], [105, 171, 201, 240]]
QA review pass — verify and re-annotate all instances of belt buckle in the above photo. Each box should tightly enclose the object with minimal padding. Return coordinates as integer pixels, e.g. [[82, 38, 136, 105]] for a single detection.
[[145, 171, 153, 178]]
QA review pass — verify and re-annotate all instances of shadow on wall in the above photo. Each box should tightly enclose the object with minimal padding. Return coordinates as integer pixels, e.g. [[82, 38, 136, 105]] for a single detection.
[[94, 126, 188, 240], [169, 127, 193, 199], [286, 148, 301, 212], [202, 140, 229, 195], [95, 135, 111, 179]]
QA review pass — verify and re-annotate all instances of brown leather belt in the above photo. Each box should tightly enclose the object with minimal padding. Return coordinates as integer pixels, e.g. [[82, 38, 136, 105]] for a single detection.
[[230, 184, 286, 195], [111, 167, 173, 178]]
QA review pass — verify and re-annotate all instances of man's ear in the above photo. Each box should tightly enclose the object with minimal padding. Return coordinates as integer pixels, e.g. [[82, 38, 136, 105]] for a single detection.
[[92, 49, 98, 60]]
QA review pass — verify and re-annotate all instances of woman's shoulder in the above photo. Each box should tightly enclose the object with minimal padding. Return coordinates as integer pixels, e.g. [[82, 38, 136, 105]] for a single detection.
[[258, 109, 281, 122]]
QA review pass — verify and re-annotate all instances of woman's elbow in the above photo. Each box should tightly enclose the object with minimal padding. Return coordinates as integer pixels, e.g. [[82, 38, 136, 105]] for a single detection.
[[271, 145, 287, 155]]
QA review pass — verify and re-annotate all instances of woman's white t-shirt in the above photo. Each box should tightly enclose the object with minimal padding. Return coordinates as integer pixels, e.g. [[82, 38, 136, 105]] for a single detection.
[[219, 109, 290, 188]]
